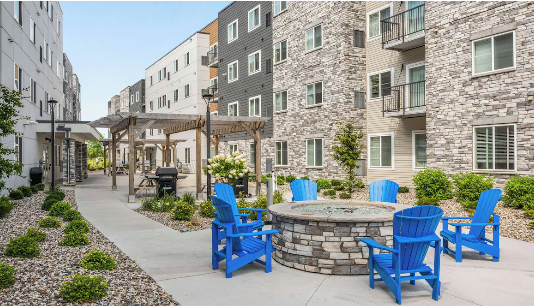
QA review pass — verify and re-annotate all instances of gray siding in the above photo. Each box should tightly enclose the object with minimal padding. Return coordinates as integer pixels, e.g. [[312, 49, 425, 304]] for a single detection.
[[129, 79, 145, 114]]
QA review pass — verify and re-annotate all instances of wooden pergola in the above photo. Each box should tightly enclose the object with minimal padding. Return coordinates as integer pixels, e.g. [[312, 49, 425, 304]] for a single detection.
[[89, 112, 269, 202]]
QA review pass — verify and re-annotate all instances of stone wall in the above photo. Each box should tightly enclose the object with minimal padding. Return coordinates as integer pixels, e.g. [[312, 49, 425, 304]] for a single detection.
[[75, 141, 82, 182], [62, 139, 75, 186], [82, 144, 88, 179], [218, 138, 274, 176]]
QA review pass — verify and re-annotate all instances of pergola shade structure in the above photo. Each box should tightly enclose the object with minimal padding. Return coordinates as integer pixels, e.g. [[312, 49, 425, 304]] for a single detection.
[[89, 112, 269, 201]]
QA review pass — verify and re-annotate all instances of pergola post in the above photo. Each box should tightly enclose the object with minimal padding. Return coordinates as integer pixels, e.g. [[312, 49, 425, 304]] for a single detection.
[[128, 117, 135, 202], [161, 145, 165, 167], [196, 127, 202, 198], [214, 136, 219, 155], [112, 133, 117, 190], [165, 134, 171, 166], [141, 144, 145, 174], [255, 129, 261, 196], [173, 143, 177, 166], [103, 143, 107, 175]]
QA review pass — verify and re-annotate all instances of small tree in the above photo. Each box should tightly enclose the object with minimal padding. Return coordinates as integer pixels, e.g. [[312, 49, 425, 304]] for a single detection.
[[87, 132, 104, 160], [331, 122, 364, 193], [0, 85, 28, 190]]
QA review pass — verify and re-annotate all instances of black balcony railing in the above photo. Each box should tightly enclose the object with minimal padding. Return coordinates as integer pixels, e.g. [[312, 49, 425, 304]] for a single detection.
[[382, 80, 426, 116], [381, 4, 424, 47], [209, 84, 218, 100], [208, 50, 218, 65]]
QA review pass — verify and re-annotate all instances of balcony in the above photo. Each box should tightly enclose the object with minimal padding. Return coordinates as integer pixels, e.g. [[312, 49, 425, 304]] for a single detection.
[[207, 50, 218, 68], [382, 81, 426, 118], [210, 85, 219, 101], [381, 4, 425, 51]]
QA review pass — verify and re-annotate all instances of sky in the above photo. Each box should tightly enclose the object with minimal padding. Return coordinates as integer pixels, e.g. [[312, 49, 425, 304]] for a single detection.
[[61, 1, 231, 136]]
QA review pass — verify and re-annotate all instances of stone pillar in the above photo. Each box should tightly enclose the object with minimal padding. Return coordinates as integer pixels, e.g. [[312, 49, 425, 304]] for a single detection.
[[75, 141, 82, 182], [82, 143, 88, 179], [62, 139, 76, 186]]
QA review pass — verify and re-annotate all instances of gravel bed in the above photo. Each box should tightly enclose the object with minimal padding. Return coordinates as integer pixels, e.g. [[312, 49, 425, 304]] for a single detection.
[[136, 210, 212, 232], [0, 190, 180, 305]]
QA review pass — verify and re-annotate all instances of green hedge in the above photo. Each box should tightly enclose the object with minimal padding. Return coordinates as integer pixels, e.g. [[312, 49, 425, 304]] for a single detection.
[[413, 169, 453, 200], [452, 172, 494, 204], [503, 176, 534, 210]]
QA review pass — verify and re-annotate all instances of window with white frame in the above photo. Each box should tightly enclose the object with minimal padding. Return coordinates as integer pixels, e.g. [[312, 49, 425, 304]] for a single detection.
[[274, 40, 287, 64], [184, 84, 190, 98], [174, 59, 179, 72], [228, 19, 238, 43], [48, 45, 52, 66], [248, 50, 261, 74], [31, 79, 36, 103], [369, 134, 393, 168], [249, 96, 261, 117], [367, 4, 391, 40], [210, 146, 215, 158], [57, 18, 60, 36], [274, 90, 287, 112], [157, 97, 161, 108], [162, 95, 167, 107], [14, 1, 22, 26], [14, 64, 22, 92], [130, 95, 134, 105], [150, 76, 153, 86], [185, 148, 191, 164], [248, 5, 261, 31], [274, 1, 287, 15], [136, 92, 139, 102], [473, 31, 515, 75], [474, 124, 515, 171], [305, 25, 322, 51], [228, 61, 238, 82], [228, 102, 238, 116], [211, 111, 218, 116], [158, 129, 162, 135], [249, 143, 256, 165], [14, 136, 22, 162], [149, 101, 153, 111], [275, 141, 288, 166], [412, 131, 427, 169], [30, 17, 35, 43], [184, 52, 190, 67], [229, 144, 238, 154], [306, 139, 323, 167], [210, 77, 218, 88], [306, 81, 323, 106], [368, 69, 392, 99], [150, 129, 154, 136], [162, 67, 166, 79], [174, 89, 179, 101]]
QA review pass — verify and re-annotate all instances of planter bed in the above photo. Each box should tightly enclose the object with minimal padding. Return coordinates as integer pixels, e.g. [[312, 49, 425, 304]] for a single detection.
[[136, 210, 212, 233], [0, 190, 180, 305]]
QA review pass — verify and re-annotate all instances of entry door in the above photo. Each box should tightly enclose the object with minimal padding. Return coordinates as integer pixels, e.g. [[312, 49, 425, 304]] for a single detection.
[[407, 63, 425, 109]]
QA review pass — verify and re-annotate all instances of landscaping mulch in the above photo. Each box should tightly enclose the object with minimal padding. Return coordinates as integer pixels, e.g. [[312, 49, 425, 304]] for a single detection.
[[0, 190, 180, 305], [136, 210, 212, 232]]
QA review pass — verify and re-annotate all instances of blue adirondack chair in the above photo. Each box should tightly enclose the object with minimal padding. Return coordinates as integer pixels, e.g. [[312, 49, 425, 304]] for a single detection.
[[369, 180, 399, 203], [290, 179, 317, 201], [361, 206, 444, 305], [440, 188, 502, 263], [211, 195, 278, 278]]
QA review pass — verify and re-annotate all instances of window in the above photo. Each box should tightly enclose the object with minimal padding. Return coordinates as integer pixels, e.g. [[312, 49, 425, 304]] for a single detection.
[[228, 61, 238, 82], [174, 89, 179, 101], [274, 1, 287, 15], [368, 69, 392, 99], [274, 90, 287, 112], [162, 95, 167, 107], [150, 129, 154, 136], [48, 44, 52, 66], [150, 76, 153, 86], [57, 18, 60, 35], [229, 144, 238, 154], [248, 5, 260, 31], [210, 77, 218, 88], [228, 20, 238, 43], [306, 82, 323, 106], [45, 92, 49, 112], [158, 70, 162, 81], [249, 96, 261, 117], [130, 95, 134, 105], [473, 31, 515, 75], [174, 59, 179, 72], [210, 146, 215, 158], [184, 52, 190, 67], [31, 79, 36, 103], [306, 139, 323, 167], [211, 111, 218, 116], [369, 134, 394, 168], [249, 143, 256, 165], [14, 1, 23, 26], [274, 40, 287, 64], [14, 64, 22, 91], [158, 97, 161, 108], [49, 3, 53, 20], [184, 84, 190, 98], [185, 148, 191, 164], [149, 101, 153, 111], [136, 92, 139, 102], [305, 25, 322, 51], [367, 5, 391, 40], [158, 129, 162, 135], [412, 131, 427, 169], [275, 141, 288, 166], [228, 102, 238, 116], [30, 17, 35, 43], [474, 124, 515, 171], [163, 67, 166, 79], [248, 50, 261, 74], [14, 136, 22, 162]]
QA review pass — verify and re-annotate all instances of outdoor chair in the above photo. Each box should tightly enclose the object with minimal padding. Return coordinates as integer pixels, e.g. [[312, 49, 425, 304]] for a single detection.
[[290, 179, 317, 201], [440, 189, 502, 262], [369, 180, 399, 203], [211, 195, 278, 278], [361, 205, 443, 305]]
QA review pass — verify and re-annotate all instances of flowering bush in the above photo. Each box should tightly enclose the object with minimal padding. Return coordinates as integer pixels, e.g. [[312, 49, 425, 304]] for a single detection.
[[206, 153, 249, 185]]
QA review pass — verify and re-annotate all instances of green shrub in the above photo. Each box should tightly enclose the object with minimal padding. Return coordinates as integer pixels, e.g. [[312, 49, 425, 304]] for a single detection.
[[199, 199, 215, 218], [276, 175, 286, 185], [42, 195, 61, 211], [63, 210, 83, 222], [413, 169, 453, 200], [339, 192, 351, 199], [333, 185, 345, 191], [139, 197, 159, 212], [4, 235, 41, 258], [529, 221, 534, 230], [316, 179, 332, 191], [171, 200, 195, 221], [236, 198, 254, 219], [461, 200, 479, 211], [64, 220, 90, 234], [18, 186, 32, 197], [0, 262, 17, 289], [49, 201, 71, 217], [59, 232, 90, 247], [181, 192, 196, 206], [48, 190, 66, 201], [25, 227, 47, 242], [502, 176, 534, 210], [35, 183, 45, 191], [452, 172, 494, 204], [248, 176, 256, 182], [331, 179, 342, 187], [323, 189, 336, 196], [523, 210, 534, 220], [300, 176, 310, 181], [273, 190, 284, 204], [60, 274, 108, 303], [414, 197, 440, 206], [0, 198, 14, 218], [398, 186, 410, 193], [286, 175, 297, 183], [39, 216, 61, 228], [30, 185, 38, 194], [9, 190, 24, 200], [79, 250, 116, 270], [261, 173, 272, 185], [330, 195, 337, 199]]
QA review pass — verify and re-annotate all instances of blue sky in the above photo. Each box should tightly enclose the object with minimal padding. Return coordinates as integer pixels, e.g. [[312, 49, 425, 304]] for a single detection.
[[62, 1, 230, 130]]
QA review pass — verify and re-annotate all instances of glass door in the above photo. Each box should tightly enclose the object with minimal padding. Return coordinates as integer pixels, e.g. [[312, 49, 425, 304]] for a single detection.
[[407, 1, 424, 36], [408, 64, 425, 109]]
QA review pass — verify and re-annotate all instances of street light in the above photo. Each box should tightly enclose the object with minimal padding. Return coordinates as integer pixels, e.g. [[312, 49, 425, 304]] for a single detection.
[[202, 85, 215, 199], [48, 99, 58, 190]]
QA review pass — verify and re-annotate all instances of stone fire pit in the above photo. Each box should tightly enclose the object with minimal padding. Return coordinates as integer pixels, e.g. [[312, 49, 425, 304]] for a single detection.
[[269, 200, 408, 275]]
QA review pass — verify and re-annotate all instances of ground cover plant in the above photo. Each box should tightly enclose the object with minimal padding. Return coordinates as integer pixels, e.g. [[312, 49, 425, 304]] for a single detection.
[[4, 235, 41, 258], [64, 220, 90, 234], [0, 262, 17, 289], [0, 197, 14, 218], [59, 232, 90, 247], [25, 227, 47, 242], [18, 186, 32, 197], [8, 190, 23, 200], [199, 198, 215, 218], [171, 200, 195, 221], [49, 201, 72, 217], [62, 209, 83, 222], [60, 274, 108, 303], [79, 250, 116, 270], [42, 195, 62, 211], [398, 186, 409, 193], [503, 175, 534, 210], [38, 216, 61, 228]]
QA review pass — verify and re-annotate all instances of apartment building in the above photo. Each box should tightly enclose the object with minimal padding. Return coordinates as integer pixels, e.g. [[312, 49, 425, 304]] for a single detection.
[[202, 19, 219, 114], [63, 53, 74, 121], [217, 1, 274, 172], [72, 73, 81, 121], [129, 79, 145, 114], [271, 1, 367, 179]]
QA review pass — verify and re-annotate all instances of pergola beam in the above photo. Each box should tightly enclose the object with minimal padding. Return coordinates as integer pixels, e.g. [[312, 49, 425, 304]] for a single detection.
[[134, 120, 155, 139], [128, 116, 136, 202], [110, 117, 135, 134], [164, 118, 205, 134]]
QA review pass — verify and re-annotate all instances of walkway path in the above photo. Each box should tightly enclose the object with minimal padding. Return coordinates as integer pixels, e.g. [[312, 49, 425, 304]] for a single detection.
[[75, 173, 534, 306]]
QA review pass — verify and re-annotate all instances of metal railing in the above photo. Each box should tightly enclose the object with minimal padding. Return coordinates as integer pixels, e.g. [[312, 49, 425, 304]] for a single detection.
[[381, 4, 424, 47], [382, 80, 426, 115], [208, 49, 218, 65], [209, 84, 218, 100]]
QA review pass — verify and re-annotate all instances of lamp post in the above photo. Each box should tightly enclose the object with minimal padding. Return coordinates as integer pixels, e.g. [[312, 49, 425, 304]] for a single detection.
[[48, 99, 58, 190], [202, 86, 215, 199]]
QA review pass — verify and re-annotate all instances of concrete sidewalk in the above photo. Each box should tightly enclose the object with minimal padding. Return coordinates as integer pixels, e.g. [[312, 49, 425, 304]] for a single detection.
[[75, 173, 534, 306]]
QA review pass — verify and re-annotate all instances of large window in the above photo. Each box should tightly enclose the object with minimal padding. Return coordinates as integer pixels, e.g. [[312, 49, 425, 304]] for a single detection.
[[249, 96, 261, 117], [274, 90, 288, 112], [249, 143, 256, 165], [229, 144, 238, 154], [306, 139, 323, 167], [30, 17, 35, 43], [185, 148, 191, 164], [14, 136, 22, 162], [306, 82, 323, 106], [228, 20, 238, 43], [369, 134, 393, 168], [228, 102, 238, 116], [184, 84, 190, 98], [228, 61, 238, 82], [474, 124, 515, 171], [275, 141, 288, 166], [31, 79, 36, 103], [305, 25, 322, 51], [174, 89, 179, 102], [14, 1, 23, 26], [248, 50, 261, 75], [473, 31, 515, 75], [367, 5, 391, 40], [14, 64, 22, 92], [248, 5, 260, 32], [184, 52, 190, 67], [274, 1, 287, 15], [412, 131, 427, 169], [274, 40, 287, 64], [368, 69, 392, 99]]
